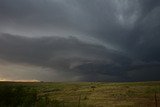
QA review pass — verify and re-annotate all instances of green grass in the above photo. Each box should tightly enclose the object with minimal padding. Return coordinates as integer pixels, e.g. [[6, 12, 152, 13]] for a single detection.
[[0, 81, 159, 107]]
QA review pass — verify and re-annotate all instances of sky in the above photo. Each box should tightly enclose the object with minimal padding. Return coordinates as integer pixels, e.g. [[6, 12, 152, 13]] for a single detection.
[[0, 0, 160, 82]]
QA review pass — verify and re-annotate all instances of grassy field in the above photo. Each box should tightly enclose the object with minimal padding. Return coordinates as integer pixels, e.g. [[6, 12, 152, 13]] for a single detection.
[[0, 81, 159, 107]]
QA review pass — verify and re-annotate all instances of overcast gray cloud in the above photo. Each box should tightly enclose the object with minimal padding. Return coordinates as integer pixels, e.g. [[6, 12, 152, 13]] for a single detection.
[[0, 0, 160, 81]]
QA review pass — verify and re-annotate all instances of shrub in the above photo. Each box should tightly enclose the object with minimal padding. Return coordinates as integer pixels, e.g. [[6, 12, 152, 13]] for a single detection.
[[0, 85, 37, 107]]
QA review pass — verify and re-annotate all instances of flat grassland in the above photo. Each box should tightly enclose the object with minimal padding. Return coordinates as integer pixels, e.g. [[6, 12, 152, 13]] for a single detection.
[[0, 81, 159, 107]]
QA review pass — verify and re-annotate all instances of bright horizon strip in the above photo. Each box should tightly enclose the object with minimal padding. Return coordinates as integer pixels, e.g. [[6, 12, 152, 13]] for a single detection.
[[0, 78, 40, 82]]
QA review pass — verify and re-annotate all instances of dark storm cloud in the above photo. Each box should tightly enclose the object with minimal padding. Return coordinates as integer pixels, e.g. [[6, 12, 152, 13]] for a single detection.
[[0, 0, 160, 81], [0, 33, 130, 66], [0, 33, 133, 81]]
